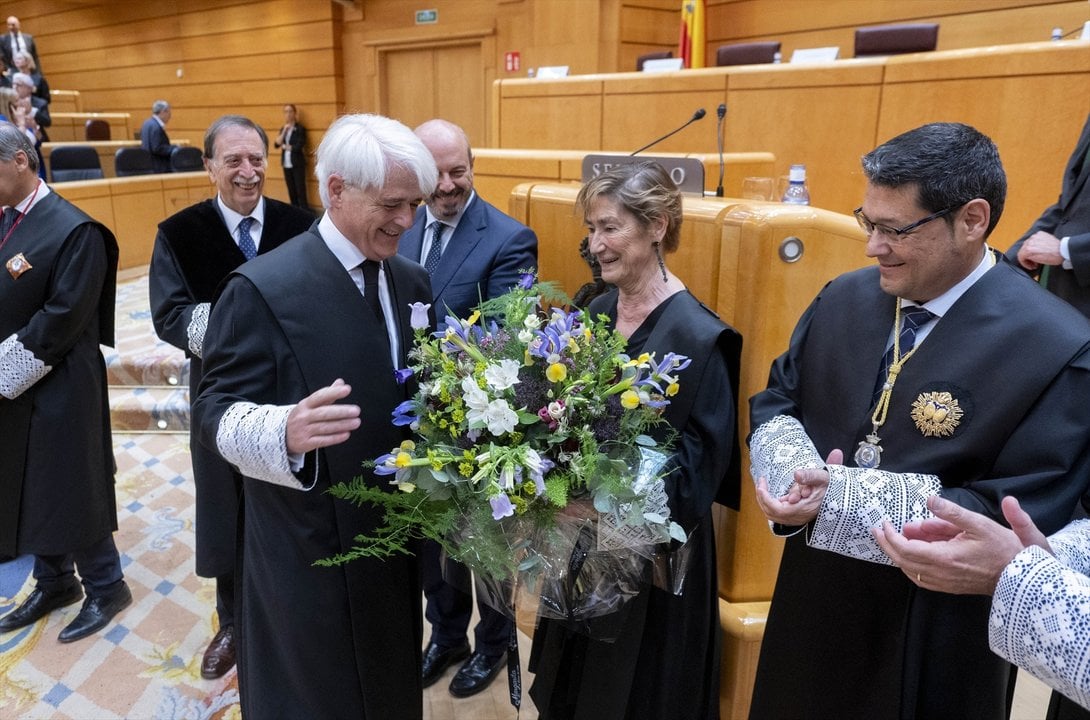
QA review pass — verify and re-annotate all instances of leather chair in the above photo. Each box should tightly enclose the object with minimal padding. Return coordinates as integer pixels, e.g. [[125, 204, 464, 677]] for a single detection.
[[114, 147, 155, 177], [169, 146, 204, 172], [854, 23, 939, 57], [636, 50, 673, 71], [49, 146, 104, 183], [84, 119, 111, 141], [715, 41, 781, 67]]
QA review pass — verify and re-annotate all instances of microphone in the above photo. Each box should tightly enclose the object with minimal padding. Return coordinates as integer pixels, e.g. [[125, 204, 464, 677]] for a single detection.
[[630, 108, 706, 156], [715, 103, 727, 197]]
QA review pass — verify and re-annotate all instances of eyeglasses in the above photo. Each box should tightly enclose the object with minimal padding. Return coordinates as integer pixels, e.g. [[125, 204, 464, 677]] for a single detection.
[[853, 203, 966, 241]]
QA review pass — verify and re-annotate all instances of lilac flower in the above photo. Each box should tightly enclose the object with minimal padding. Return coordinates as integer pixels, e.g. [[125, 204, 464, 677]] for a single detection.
[[393, 367, 414, 384], [517, 272, 535, 290], [490, 493, 515, 520], [391, 400, 418, 426], [408, 302, 431, 330]]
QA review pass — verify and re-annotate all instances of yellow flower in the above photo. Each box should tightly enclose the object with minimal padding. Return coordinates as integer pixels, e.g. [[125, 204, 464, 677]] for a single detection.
[[620, 389, 640, 409], [666, 382, 680, 397], [547, 362, 567, 382], [567, 337, 580, 353], [467, 310, 481, 326], [637, 352, 651, 364], [458, 461, 474, 477], [399, 440, 416, 451], [395, 451, 413, 468], [396, 482, 416, 493]]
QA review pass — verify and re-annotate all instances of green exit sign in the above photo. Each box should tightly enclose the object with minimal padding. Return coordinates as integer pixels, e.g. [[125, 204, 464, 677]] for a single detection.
[[415, 9, 438, 24]]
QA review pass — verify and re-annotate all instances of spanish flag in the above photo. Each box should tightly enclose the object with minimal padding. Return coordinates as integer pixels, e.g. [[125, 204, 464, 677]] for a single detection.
[[679, 0, 706, 68]]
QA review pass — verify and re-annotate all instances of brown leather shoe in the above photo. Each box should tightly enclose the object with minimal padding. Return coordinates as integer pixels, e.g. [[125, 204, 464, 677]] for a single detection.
[[200, 624, 236, 679]]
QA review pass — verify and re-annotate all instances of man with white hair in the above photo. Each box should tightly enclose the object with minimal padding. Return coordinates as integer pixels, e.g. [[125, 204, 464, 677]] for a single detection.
[[192, 113, 438, 719], [11, 72, 48, 141], [140, 100, 176, 173]]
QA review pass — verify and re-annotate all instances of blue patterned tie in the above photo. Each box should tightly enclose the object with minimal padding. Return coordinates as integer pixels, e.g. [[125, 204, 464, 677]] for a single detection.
[[0, 206, 19, 239], [873, 305, 935, 404], [423, 221, 443, 275], [238, 216, 256, 261]]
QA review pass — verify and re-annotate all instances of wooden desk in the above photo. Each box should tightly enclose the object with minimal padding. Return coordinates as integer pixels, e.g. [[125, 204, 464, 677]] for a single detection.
[[58, 173, 212, 269], [48, 112, 132, 143], [493, 41, 1090, 240]]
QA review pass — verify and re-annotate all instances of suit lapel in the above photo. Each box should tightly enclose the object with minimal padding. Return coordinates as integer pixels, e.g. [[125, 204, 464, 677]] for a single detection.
[[400, 211, 425, 266], [429, 195, 484, 300]]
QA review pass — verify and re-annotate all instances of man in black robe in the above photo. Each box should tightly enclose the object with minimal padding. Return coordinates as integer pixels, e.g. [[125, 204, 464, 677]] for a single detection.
[[192, 113, 438, 719], [149, 114, 313, 679], [748, 122, 1090, 719], [0, 122, 131, 643]]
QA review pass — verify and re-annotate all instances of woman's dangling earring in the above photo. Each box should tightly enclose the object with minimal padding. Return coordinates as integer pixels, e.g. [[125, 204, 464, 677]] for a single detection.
[[653, 241, 667, 282]]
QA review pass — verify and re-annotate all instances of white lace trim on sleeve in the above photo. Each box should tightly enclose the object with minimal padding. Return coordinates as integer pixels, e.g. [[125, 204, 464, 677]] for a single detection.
[[810, 465, 940, 565], [0, 333, 52, 399], [990, 538, 1090, 710], [216, 401, 317, 491], [187, 303, 210, 358], [749, 415, 823, 537]]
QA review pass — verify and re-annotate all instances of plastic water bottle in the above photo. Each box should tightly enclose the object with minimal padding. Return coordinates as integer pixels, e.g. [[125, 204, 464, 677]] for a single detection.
[[773, 51, 782, 64], [1052, 27, 1064, 41], [781, 164, 810, 205]]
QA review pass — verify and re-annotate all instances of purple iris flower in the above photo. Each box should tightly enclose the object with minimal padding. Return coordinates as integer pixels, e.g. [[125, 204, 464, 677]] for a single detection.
[[393, 367, 414, 384], [517, 273, 535, 290], [373, 453, 398, 475], [490, 493, 515, 520], [391, 400, 418, 426]]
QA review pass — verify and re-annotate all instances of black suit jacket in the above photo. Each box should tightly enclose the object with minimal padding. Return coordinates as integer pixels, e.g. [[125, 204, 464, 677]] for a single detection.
[[1007, 113, 1090, 317], [1, 32, 39, 72], [148, 197, 315, 576], [398, 193, 537, 319], [275, 123, 307, 168], [140, 116, 174, 173]]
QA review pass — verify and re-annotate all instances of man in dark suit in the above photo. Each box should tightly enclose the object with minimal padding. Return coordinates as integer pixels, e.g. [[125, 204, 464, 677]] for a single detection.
[[273, 103, 308, 209], [2, 16, 39, 74], [149, 115, 313, 680], [1007, 112, 1090, 318], [192, 113, 437, 720], [0, 122, 131, 643], [398, 118, 537, 698], [140, 100, 176, 174]]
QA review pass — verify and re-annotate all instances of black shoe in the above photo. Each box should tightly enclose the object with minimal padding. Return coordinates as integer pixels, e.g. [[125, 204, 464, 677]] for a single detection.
[[421, 640, 470, 688], [449, 650, 506, 698], [0, 583, 83, 632], [58, 582, 132, 643]]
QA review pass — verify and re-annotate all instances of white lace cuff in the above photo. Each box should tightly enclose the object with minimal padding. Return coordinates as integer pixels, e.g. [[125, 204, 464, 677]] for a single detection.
[[187, 303, 210, 358], [990, 544, 1090, 709], [750, 415, 823, 536], [216, 401, 317, 491], [0, 333, 52, 399], [1049, 519, 1090, 570], [810, 465, 940, 565]]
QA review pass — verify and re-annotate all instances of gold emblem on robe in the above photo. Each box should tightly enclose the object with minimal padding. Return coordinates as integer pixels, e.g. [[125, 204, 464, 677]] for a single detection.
[[911, 391, 962, 437], [6, 252, 31, 279]]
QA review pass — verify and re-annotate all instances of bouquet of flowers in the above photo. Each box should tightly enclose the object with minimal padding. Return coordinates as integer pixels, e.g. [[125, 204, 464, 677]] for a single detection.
[[325, 273, 692, 621]]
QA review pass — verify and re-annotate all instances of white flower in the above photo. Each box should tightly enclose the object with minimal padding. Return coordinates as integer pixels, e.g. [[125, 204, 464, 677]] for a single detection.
[[484, 359, 521, 391], [518, 328, 535, 344], [408, 302, 431, 330], [523, 313, 542, 330], [462, 376, 490, 413], [482, 399, 518, 436]]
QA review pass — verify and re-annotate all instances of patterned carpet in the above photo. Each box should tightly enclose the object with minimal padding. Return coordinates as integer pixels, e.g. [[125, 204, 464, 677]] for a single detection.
[[0, 271, 240, 720]]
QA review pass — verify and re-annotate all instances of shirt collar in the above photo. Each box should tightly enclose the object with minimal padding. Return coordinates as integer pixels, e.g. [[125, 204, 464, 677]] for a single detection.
[[8, 179, 49, 215], [318, 211, 369, 271], [910, 245, 995, 318], [217, 195, 265, 234]]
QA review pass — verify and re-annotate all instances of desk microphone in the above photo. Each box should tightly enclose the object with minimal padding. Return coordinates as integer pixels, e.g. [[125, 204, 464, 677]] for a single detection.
[[630, 108, 706, 156], [715, 103, 727, 197]]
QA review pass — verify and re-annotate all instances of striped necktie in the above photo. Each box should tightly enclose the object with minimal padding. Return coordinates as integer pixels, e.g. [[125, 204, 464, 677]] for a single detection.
[[872, 305, 935, 404]]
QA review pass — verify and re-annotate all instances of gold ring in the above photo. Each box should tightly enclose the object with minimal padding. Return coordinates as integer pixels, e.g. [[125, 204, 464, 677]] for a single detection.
[[916, 573, 921, 583]]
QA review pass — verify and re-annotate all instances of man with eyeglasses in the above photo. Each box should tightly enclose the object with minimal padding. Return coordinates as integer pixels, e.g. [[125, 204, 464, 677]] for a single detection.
[[148, 115, 313, 680], [1007, 114, 1090, 319], [747, 122, 1090, 719]]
